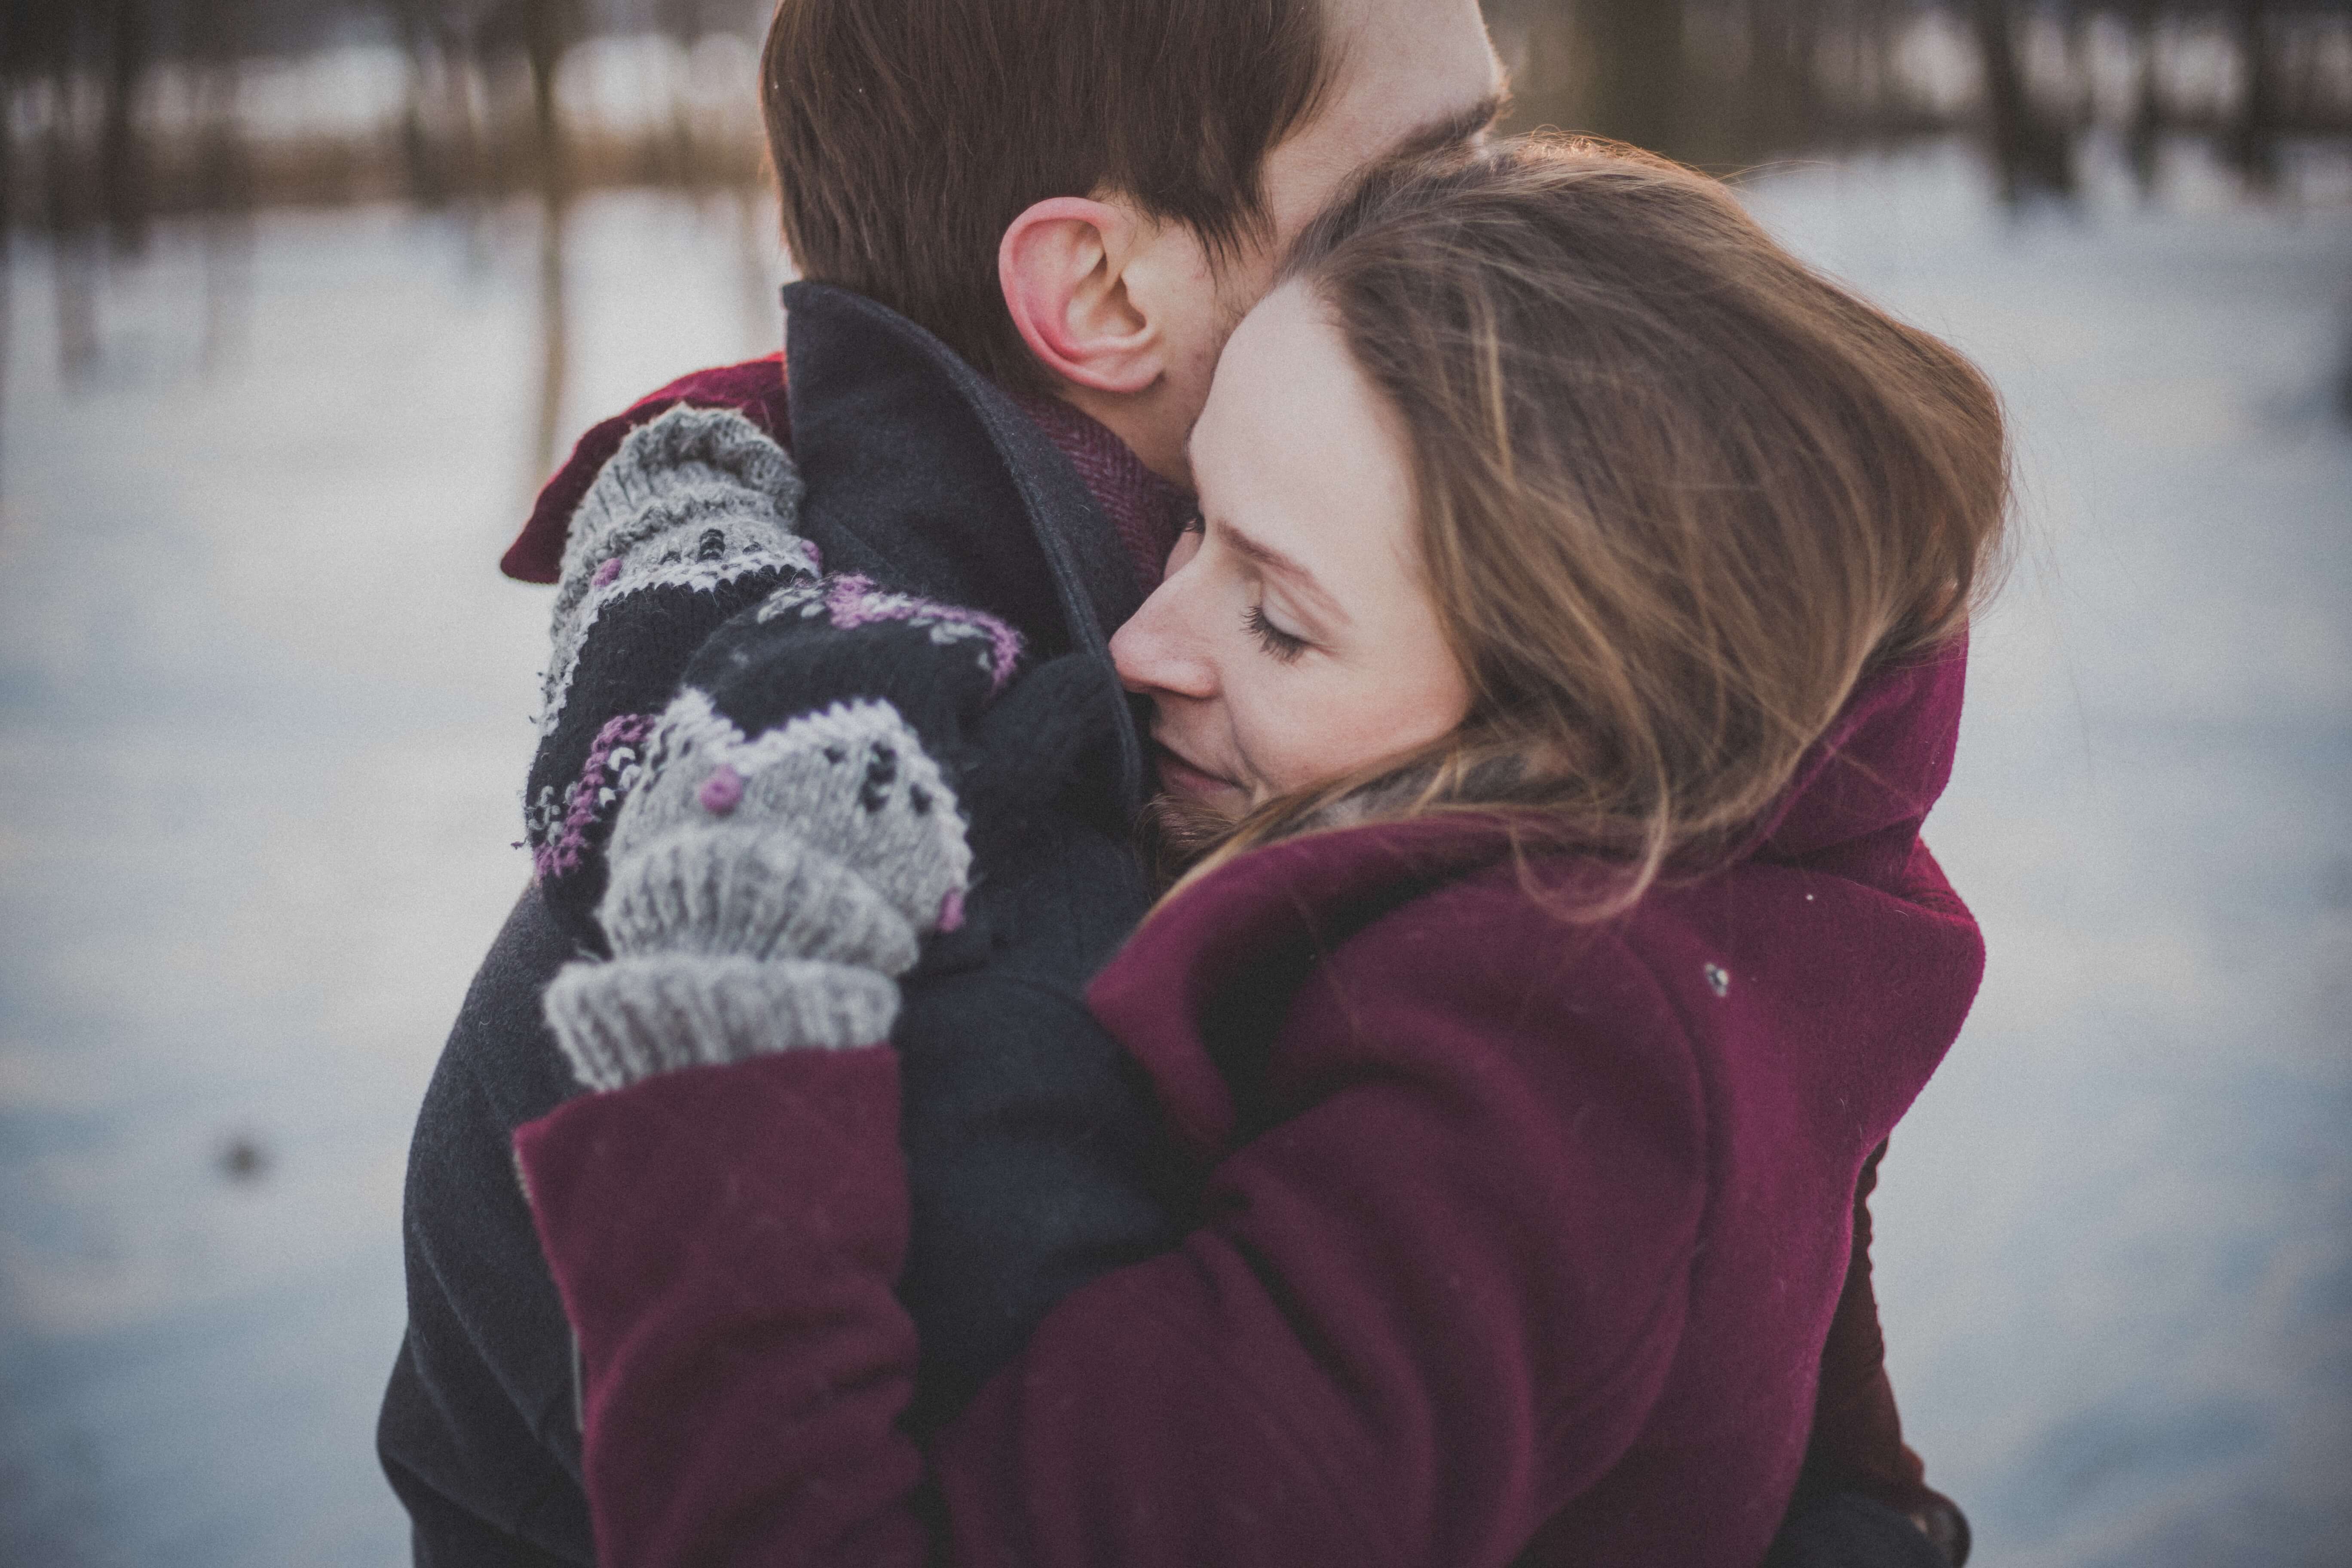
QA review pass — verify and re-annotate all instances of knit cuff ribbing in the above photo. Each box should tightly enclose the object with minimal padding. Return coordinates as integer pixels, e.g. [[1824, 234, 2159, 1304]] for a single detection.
[[599, 821, 922, 976], [544, 954, 900, 1093], [557, 404, 805, 612]]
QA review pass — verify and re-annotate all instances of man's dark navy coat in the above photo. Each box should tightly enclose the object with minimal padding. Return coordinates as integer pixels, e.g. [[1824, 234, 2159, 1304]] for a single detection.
[[377, 285, 1178, 1564]]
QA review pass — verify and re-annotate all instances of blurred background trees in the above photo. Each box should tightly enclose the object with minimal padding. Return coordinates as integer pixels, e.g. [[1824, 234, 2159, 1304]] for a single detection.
[[0, 0, 775, 466], [2, 0, 2347, 462], [0, 1, 773, 225], [8, 1, 2345, 224], [1479, 0, 2352, 196]]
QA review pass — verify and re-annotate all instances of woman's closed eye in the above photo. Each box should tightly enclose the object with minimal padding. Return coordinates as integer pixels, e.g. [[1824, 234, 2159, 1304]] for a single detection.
[[1244, 603, 1310, 662]]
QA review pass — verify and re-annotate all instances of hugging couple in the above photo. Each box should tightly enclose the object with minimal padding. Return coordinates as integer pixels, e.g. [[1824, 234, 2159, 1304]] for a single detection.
[[379, 1, 2006, 1564]]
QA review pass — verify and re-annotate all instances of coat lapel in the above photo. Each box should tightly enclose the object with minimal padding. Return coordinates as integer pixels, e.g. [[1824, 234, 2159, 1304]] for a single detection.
[[783, 282, 1147, 818]]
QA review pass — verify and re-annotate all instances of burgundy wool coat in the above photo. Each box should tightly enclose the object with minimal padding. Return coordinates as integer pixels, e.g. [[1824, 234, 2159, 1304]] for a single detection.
[[514, 639, 1981, 1568]]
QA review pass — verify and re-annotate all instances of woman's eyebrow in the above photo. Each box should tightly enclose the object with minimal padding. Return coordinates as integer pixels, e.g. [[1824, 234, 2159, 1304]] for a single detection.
[[1218, 519, 1349, 627]]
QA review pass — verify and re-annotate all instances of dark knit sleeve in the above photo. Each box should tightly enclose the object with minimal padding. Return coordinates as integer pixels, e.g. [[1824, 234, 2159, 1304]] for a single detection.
[[1804, 1144, 1920, 1495], [1798, 1142, 1972, 1562]]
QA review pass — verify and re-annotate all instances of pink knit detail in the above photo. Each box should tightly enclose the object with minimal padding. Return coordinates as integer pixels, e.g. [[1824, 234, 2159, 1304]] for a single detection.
[[593, 557, 622, 588], [937, 887, 965, 934], [535, 712, 658, 882], [698, 765, 744, 815], [1014, 392, 1195, 589], [821, 574, 1025, 694]]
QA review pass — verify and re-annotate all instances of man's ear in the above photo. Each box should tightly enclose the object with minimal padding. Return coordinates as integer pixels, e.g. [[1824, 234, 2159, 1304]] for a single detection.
[[999, 197, 1165, 395]]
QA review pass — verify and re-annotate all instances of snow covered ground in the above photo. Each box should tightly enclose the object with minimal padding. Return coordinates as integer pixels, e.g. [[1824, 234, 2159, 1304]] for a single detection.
[[1742, 140, 2352, 1568], [0, 142, 2345, 1565]]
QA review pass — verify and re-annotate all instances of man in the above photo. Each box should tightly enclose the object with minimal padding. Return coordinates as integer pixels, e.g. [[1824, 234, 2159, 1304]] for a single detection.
[[379, 0, 1963, 1562]]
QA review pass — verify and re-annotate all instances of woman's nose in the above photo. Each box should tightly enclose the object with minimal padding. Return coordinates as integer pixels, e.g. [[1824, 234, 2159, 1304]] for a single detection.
[[1111, 575, 1217, 700]]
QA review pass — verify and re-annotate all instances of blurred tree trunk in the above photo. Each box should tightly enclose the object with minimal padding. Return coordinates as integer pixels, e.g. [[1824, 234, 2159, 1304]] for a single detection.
[[1860, 0, 1904, 133], [1483, 0, 1585, 138], [191, 0, 251, 371], [392, 0, 452, 207], [1, 1, 16, 492], [2337, 320, 2352, 427], [657, 0, 704, 195], [1971, 0, 2073, 202], [2226, 0, 2279, 190], [101, 0, 150, 257], [519, 0, 579, 482], [1747, 0, 1820, 147], [44, 9, 99, 378], [1583, 0, 1686, 155], [2125, 0, 2164, 197], [736, 181, 779, 352], [0, 5, 12, 231]]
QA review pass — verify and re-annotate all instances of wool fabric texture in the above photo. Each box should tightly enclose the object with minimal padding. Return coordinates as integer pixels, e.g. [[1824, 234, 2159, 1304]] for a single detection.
[[546, 956, 901, 1089], [1011, 390, 1193, 587], [504, 355, 792, 586]]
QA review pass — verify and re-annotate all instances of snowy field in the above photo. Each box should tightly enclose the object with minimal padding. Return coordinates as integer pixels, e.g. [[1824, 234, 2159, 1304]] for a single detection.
[[0, 141, 2346, 1565]]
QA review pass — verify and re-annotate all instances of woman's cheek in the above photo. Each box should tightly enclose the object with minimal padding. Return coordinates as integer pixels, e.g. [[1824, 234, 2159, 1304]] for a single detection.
[[1222, 671, 1286, 802], [1237, 674, 1344, 800]]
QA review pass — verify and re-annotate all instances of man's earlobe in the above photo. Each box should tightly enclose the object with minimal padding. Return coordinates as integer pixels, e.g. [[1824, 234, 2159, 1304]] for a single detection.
[[999, 197, 1164, 395]]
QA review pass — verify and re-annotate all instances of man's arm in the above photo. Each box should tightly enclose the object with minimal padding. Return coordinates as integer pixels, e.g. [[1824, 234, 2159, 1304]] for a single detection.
[[382, 366, 808, 1564], [1781, 1143, 1972, 1565], [377, 888, 593, 1566], [386, 382, 1182, 1560]]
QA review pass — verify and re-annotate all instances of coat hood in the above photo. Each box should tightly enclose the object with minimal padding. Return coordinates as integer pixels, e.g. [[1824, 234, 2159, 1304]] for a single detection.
[[1748, 633, 1969, 871]]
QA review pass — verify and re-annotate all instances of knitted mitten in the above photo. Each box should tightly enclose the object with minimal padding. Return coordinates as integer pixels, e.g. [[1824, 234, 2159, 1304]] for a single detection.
[[545, 403, 813, 698], [525, 405, 818, 931], [543, 695, 971, 1091]]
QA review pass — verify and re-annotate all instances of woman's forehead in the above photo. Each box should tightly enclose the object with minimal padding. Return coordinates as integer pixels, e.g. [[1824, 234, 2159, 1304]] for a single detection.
[[1195, 289, 1418, 585]]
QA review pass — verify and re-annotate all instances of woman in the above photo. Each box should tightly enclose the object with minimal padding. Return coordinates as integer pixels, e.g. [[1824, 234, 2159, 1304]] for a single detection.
[[519, 137, 2006, 1566]]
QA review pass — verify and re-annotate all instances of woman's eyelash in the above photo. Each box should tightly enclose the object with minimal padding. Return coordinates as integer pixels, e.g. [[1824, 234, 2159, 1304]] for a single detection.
[[1189, 510, 1304, 661], [1244, 604, 1309, 662]]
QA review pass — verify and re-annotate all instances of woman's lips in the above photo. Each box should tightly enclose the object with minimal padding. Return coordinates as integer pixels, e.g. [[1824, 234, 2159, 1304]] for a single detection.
[[1151, 740, 1242, 801]]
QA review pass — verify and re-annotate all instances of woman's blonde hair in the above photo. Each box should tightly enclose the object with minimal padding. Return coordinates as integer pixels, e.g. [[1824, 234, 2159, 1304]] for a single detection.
[[1155, 135, 2009, 913]]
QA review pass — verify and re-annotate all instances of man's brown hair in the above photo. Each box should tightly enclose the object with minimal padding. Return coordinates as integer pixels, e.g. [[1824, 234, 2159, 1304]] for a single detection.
[[761, 0, 1332, 392]]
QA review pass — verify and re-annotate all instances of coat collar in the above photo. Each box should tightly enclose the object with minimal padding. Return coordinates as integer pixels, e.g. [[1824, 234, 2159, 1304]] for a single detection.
[[1091, 637, 1975, 1150], [1745, 634, 1969, 870], [782, 282, 1149, 818]]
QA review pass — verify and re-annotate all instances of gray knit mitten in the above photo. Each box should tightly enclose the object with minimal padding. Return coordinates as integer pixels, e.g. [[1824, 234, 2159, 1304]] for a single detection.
[[543, 694, 972, 1092], [540, 404, 816, 738]]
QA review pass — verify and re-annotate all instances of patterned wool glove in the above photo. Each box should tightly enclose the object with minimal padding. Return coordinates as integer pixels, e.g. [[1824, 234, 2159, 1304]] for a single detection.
[[542, 695, 971, 1092], [543, 404, 813, 698], [526, 404, 821, 932]]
